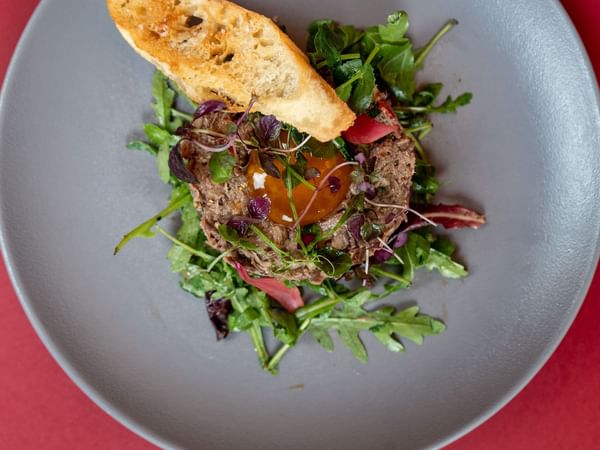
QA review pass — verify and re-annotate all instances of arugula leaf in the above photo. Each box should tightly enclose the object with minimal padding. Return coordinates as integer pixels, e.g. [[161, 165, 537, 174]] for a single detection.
[[308, 328, 335, 352], [308, 291, 445, 362], [335, 82, 353, 102], [398, 90, 473, 115], [303, 138, 339, 158], [430, 93, 473, 113], [156, 143, 171, 184], [378, 10, 409, 43], [425, 249, 467, 279], [308, 20, 363, 67], [314, 25, 343, 67], [411, 160, 440, 205], [209, 150, 236, 184], [315, 247, 352, 278], [143, 123, 179, 147], [113, 190, 191, 255], [151, 71, 179, 132], [268, 309, 299, 346], [348, 63, 376, 113], [127, 140, 157, 156], [413, 83, 444, 107], [333, 59, 362, 85], [377, 42, 416, 102], [167, 195, 205, 272]]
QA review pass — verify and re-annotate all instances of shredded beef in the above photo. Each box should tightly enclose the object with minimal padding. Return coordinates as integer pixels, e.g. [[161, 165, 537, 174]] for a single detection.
[[183, 111, 415, 284]]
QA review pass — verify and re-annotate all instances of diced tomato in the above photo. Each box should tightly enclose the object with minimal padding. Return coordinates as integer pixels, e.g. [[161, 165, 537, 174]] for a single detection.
[[342, 114, 397, 145], [233, 262, 304, 313]]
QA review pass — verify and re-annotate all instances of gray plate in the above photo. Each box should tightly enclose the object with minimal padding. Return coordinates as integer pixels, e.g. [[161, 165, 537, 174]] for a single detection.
[[1, 0, 599, 449]]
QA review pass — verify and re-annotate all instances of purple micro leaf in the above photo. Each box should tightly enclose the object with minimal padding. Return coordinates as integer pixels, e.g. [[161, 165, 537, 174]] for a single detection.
[[328, 176, 341, 193], [391, 232, 408, 249], [256, 115, 282, 144], [205, 291, 233, 341], [357, 181, 377, 200], [385, 212, 396, 224], [227, 217, 249, 237], [248, 197, 271, 221], [168, 141, 198, 183], [347, 214, 365, 241], [355, 152, 367, 165], [194, 100, 226, 119]]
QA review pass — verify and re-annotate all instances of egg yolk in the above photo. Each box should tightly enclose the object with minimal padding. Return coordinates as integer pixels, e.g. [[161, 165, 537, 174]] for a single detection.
[[247, 151, 352, 227]]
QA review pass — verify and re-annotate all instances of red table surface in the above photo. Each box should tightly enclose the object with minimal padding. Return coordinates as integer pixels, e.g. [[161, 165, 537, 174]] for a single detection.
[[1, 1, 599, 449]]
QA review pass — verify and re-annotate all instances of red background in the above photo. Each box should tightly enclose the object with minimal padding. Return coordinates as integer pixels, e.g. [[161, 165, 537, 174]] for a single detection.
[[1, 1, 599, 448]]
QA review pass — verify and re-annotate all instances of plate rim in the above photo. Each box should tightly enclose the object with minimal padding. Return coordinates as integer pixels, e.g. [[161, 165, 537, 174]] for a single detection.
[[0, 1, 599, 449]]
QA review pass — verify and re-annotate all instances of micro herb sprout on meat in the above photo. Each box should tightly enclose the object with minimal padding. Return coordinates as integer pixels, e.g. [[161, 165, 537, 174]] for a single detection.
[[114, 12, 485, 374]]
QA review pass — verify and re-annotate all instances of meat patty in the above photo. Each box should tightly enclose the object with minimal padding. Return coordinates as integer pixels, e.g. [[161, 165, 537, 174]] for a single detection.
[[182, 110, 415, 284]]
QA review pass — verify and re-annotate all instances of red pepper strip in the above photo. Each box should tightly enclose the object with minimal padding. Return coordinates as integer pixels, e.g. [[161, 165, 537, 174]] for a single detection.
[[342, 114, 397, 145], [233, 262, 304, 313]]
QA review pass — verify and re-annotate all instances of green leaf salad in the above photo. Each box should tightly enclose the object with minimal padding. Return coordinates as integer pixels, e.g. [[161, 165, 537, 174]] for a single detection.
[[114, 12, 484, 374]]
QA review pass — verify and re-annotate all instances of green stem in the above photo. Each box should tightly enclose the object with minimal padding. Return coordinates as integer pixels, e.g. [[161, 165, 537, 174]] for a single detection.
[[249, 225, 291, 260], [334, 47, 381, 94], [286, 171, 308, 254], [171, 108, 194, 122], [249, 324, 269, 369], [266, 319, 311, 373], [155, 226, 215, 262], [113, 192, 190, 255], [414, 19, 458, 68], [369, 266, 411, 285], [394, 105, 429, 113], [317, 53, 361, 68], [206, 248, 232, 272], [279, 159, 316, 191], [407, 133, 429, 164], [406, 123, 433, 135], [295, 296, 340, 322]]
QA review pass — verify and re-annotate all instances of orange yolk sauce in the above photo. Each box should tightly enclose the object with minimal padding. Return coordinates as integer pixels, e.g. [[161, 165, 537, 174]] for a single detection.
[[246, 151, 352, 227]]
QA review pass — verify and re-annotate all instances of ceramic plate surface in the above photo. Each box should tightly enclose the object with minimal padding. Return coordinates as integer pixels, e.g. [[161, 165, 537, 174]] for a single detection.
[[1, 0, 599, 449]]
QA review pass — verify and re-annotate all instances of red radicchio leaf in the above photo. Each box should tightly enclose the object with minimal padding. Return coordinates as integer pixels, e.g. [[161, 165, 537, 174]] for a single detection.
[[347, 214, 365, 241], [301, 233, 316, 246], [328, 176, 341, 193], [194, 100, 226, 119], [205, 291, 232, 340], [342, 114, 397, 145], [233, 262, 304, 313], [371, 248, 393, 264], [168, 142, 199, 183], [403, 204, 486, 232], [248, 197, 271, 221]]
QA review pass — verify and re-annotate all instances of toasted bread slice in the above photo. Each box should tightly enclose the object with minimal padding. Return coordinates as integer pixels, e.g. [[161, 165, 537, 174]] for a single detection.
[[107, 0, 356, 141]]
